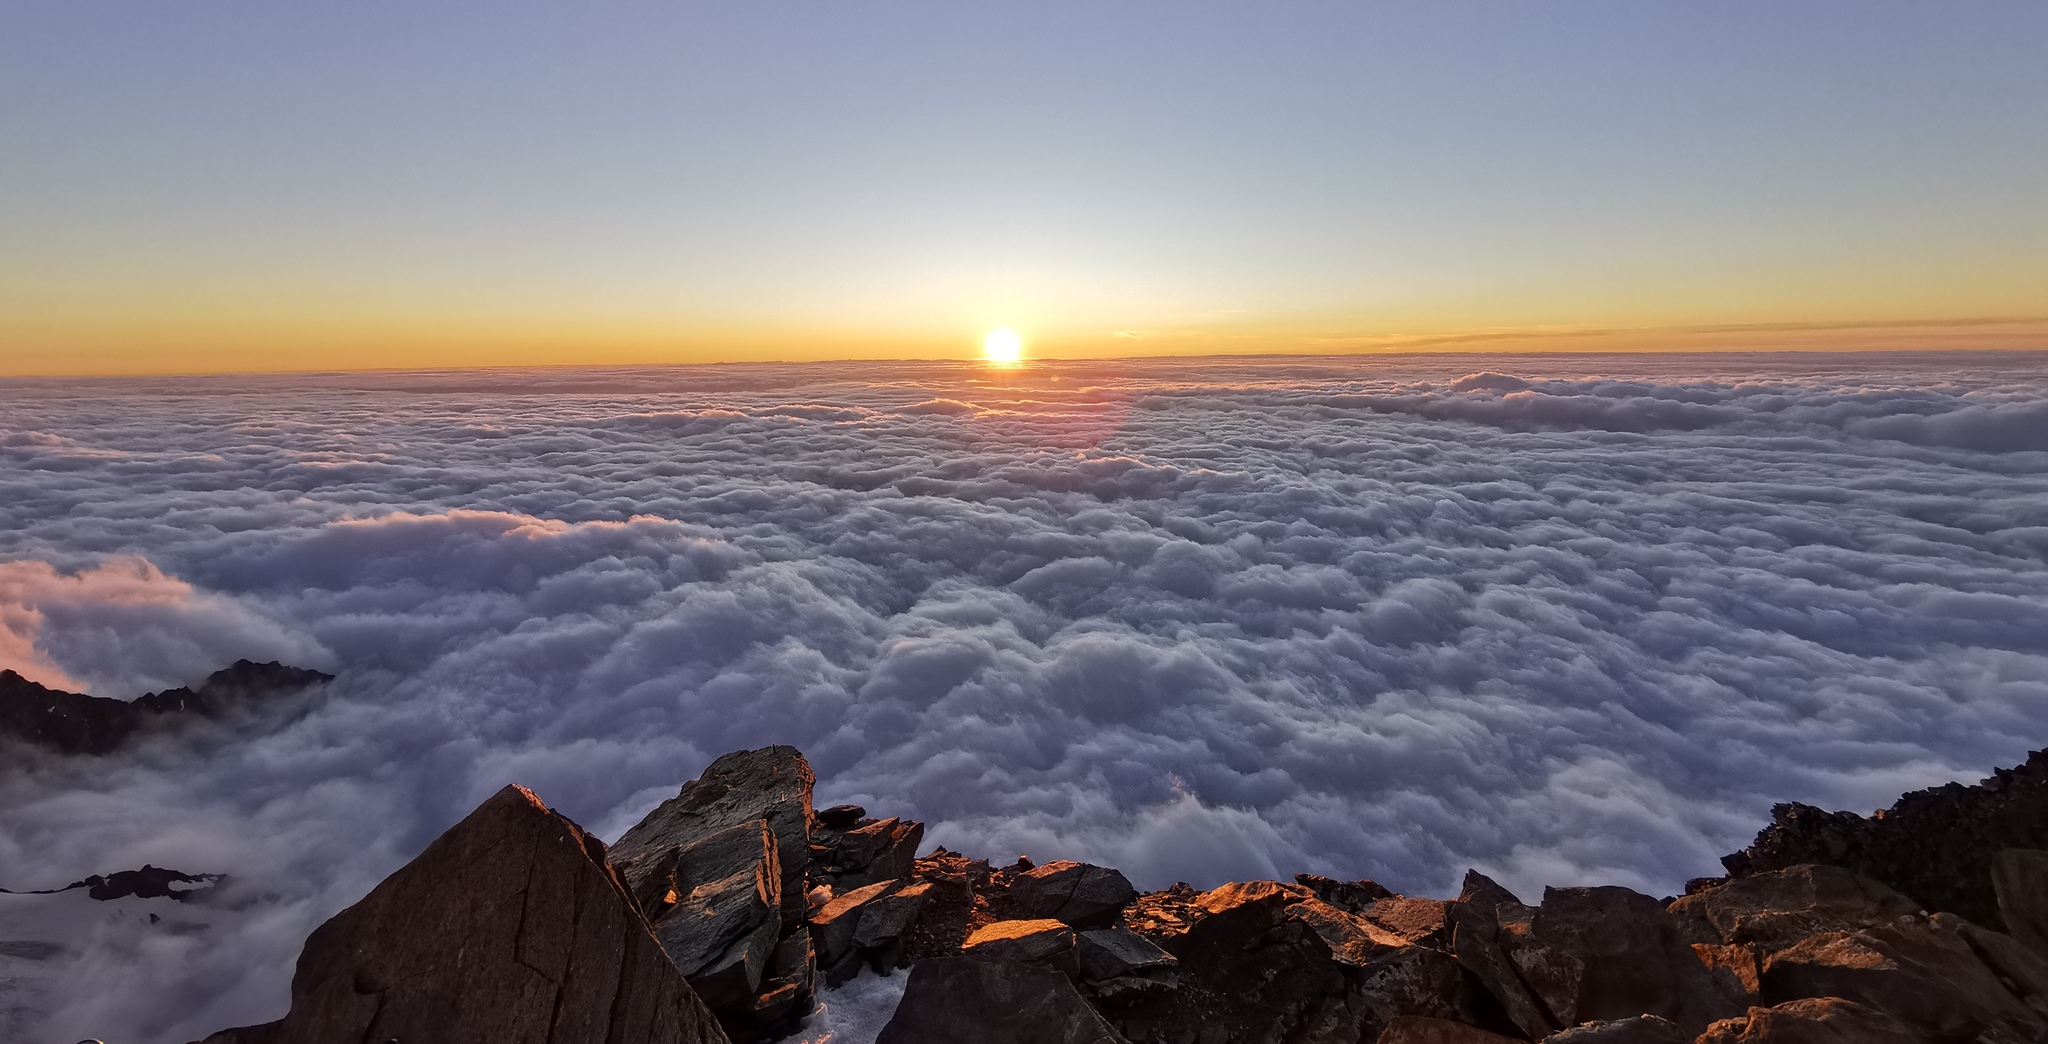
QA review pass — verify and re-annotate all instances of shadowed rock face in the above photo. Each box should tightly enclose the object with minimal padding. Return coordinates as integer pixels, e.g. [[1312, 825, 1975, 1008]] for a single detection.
[[1722, 747, 2048, 930], [0, 660, 331, 755], [875, 957, 1126, 1044], [613, 746, 820, 1043], [219, 785, 728, 1044], [614, 746, 815, 929]]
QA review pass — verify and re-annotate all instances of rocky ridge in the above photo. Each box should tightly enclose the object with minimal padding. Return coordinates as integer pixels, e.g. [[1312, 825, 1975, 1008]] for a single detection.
[[185, 745, 2048, 1044], [0, 660, 332, 755]]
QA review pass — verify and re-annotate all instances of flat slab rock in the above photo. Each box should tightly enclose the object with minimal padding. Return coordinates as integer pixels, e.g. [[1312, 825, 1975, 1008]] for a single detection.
[[876, 956, 1128, 1044], [194, 785, 728, 1044], [613, 746, 815, 927]]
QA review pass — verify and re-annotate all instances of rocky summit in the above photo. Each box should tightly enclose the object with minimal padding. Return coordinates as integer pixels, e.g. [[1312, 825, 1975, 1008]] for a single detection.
[[189, 746, 2048, 1044]]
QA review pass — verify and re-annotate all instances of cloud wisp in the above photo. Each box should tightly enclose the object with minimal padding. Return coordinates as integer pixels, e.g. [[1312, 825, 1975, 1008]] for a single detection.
[[1, 351, 2047, 1041]]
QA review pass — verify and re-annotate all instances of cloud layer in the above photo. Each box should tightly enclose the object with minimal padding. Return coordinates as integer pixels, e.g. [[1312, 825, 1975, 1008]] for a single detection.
[[2, 351, 2047, 1041]]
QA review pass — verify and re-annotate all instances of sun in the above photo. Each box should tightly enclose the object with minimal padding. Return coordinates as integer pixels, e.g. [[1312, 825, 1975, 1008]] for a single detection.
[[982, 328, 1024, 366]]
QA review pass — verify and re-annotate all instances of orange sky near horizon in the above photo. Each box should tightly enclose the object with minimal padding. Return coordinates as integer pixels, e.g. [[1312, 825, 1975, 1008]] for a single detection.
[[4, 3, 2045, 378]]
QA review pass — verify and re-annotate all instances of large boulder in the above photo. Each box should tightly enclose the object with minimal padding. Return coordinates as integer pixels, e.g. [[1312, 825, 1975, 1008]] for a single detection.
[[200, 784, 728, 1044], [1447, 872, 1560, 1041], [876, 956, 1128, 1044], [1521, 885, 1747, 1034], [1668, 865, 1921, 952], [628, 819, 782, 1009], [963, 918, 1077, 965], [613, 746, 815, 927], [1759, 919, 2043, 1041], [1164, 878, 1505, 1044], [1010, 861, 1140, 928]]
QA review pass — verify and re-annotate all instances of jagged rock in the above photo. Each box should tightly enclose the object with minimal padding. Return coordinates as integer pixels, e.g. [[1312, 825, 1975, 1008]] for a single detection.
[[852, 880, 935, 954], [1722, 749, 2048, 930], [1076, 928, 1178, 981], [631, 819, 781, 999], [1295, 873, 1396, 913], [1760, 919, 2043, 1042], [1934, 910, 2048, 1014], [1366, 896, 1451, 946], [0, 864, 230, 902], [900, 848, 990, 961], [1522, 885, 1747, 1034], [0, 660, 330, 755], [1374, 1016, 1522, 1043], [1993, 848, 2048, 960], [821, 816, 925, 890], [1164, 878, 1503, 1044], [614, 746, 815, 928], [726, 931, 815, 1041], [205, 784, 727, 1044], [810, 879, 900, 971], [1669, 865, 1922, 951], [1541, 1015, 1687, 1043], [1290, 896, 1413, 966], [1447, 871, 1560, 1040], [1694, 998, 1922, 1044], [1010, 860, 1141, 928], [963, 918, 1077, 964], [875, 956, 1128, 1044], [816, 804, 865, 828]]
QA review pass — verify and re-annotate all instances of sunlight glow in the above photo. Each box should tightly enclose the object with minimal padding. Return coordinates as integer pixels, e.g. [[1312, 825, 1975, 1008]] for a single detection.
[[983, 328, 1024, 366]]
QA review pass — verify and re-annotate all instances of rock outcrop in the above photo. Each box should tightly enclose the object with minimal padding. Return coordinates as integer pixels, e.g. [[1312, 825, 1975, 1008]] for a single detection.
[[0, 660, 331, 755], [203, 784, 728, 1044], [1721, 747, 2048, 931], [611, 746, 820, 1042], [178, 741, 2048, 1044]]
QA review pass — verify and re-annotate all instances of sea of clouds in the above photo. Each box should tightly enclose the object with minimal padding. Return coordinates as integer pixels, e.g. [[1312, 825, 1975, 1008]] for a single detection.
[[3, 351, 2048, 1042]]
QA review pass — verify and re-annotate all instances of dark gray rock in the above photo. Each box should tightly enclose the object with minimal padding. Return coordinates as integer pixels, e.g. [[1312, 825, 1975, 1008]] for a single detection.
[[1010, 860, 1139, 928], [826, 816, 925, 890], [613, 746, 815, 927], [1075, 928, 1177, 981], [1760, 919, 2044, 1042], [1447, 872, 1559, 1041], [1993, 848, 2048, 960], [636, 819, 781, 984], [852, 880, 934, 952], [197, 784, 728, 1044], [816, 804, 865, 829], [1525, 884, 1747, 1035], [875, 956, 1128, 1044], [809, 879, 899, 970]]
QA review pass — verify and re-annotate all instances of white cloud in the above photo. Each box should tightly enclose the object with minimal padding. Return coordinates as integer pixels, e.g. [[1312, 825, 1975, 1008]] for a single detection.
[[1, 352, 2047, 1041]]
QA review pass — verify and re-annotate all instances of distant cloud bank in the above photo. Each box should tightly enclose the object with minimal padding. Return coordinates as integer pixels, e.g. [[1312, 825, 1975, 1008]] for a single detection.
[[2, 352, 2046, 1041]]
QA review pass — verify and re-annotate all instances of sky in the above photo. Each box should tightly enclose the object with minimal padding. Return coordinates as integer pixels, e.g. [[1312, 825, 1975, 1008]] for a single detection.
[[3, 1, 2047, 375], [4, 352, 2048, 1040]]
